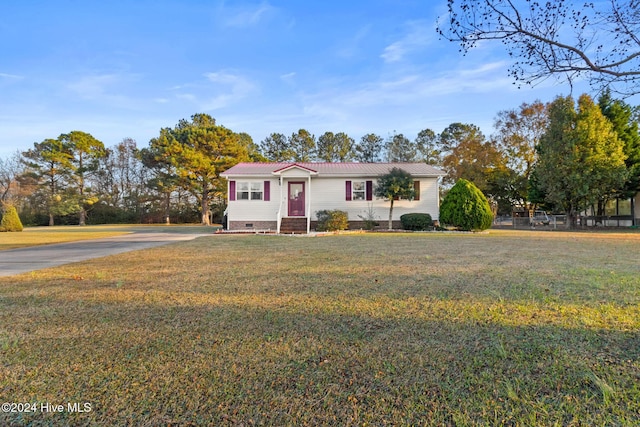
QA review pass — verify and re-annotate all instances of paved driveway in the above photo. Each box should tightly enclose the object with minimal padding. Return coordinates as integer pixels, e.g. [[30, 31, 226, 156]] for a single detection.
[[0, 232, 211, 277]]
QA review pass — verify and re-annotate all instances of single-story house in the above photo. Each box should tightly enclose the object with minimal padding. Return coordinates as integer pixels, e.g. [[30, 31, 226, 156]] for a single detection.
[[220, 162, 446, 233]]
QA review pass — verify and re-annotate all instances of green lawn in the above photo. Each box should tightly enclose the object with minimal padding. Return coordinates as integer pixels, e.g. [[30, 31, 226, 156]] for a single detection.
[[1, 231, 639, 425]]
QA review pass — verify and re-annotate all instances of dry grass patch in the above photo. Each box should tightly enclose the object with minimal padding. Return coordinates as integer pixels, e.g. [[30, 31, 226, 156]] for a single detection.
[[1, 231, 639, 425], [0, 226, 130, 251], [0, 224, 215, 251]]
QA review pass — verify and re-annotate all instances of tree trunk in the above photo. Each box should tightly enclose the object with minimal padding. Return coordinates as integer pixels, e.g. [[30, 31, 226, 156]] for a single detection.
[[567, 204, 577, 229], [388, 199, 394, 230], [79, 208, 86, 226], [201, 187, 211, 226], [164, 192, 171, 225], [49, 213, 54, 226]]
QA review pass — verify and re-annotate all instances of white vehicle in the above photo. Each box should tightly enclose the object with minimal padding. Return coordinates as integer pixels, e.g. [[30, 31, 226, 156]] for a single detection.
[[530, 210, 550, 226]]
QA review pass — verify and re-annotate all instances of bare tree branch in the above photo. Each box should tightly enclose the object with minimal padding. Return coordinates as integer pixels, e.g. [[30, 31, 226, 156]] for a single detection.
[[438, 0, 640, 96]]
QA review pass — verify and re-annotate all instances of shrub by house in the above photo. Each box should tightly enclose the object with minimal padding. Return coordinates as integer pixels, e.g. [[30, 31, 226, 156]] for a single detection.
[[315, 210, 348, 231], [440, 179, 493, 231], [400, 213, 433, 230]]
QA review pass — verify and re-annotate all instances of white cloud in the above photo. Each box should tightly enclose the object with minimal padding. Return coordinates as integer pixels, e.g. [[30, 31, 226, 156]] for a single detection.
[[337, 25, 372, 59], [220, 1, 275, 28], [176, 93, 197, 102], [0, 73, 24, 80], [173, 71, 257, 111], [276, 59, 522, 141], [64, 73, 148, 110], [311, 61, 513, 111], [381, 21, 432, 63], [67, 74, 120, 99], [280, 72, 296, 84]]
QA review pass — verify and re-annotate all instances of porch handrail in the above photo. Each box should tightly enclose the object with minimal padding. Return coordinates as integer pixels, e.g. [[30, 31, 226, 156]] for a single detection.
[[276, 175, 283, 234], [276, 207, 282, 234]]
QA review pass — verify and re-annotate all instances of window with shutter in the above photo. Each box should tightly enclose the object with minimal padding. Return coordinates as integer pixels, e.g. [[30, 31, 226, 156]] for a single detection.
[[264, 181, 270, 201], [233, 181, 264, 200], [345, 181, 352, 201], [413, 181, 420, 201]]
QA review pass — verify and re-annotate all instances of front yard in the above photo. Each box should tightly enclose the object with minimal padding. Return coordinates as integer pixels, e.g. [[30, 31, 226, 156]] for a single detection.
[[1, 231, 639, 425]]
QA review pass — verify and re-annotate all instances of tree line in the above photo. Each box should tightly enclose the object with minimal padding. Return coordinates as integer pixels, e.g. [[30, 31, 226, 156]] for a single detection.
[[257, 91, 639, 228], [1, 90, 638, 228]]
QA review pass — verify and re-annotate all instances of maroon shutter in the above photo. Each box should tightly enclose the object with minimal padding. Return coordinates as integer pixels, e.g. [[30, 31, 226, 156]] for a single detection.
[[345, 181, 352, 201], [413, 181, 420, 201], [366, 180, 373, 201], [229, 180, 236, 201], [264, 181, 270, 201]]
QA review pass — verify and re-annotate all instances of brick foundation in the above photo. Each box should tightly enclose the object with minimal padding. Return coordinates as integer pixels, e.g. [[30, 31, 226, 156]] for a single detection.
[[228, 220, 277, 231], [229, 219, 419, 233], [310, 220, 403, 231]]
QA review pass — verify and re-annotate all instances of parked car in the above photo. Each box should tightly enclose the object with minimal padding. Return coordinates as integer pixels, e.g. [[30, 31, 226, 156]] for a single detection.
[[531, 210, 550, 226]]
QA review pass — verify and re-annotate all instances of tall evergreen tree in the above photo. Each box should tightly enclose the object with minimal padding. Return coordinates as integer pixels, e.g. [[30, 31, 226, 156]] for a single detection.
[[139, 142, 181, 224], [598, 90, 640, 201], [535, 95, 627, 228], [415, 129, 441, 165], [238, 132, 267, 162], [354, 133, 384, 163], [148, 114, 249, 225], [316, 132, 355, 162], [386, 133, 417, 162], [260, 133, 295, 161], [289, 129, 316, 162], [22, 138, 75, 226], [62, 131, 106, 225]]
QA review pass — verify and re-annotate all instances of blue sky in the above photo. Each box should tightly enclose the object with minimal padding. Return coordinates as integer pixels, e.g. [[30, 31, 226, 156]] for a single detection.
[[0, 0, 621, 159]]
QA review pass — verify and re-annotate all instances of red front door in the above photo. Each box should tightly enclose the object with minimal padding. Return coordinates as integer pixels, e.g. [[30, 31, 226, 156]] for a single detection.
[[288, 182, 305, 216]]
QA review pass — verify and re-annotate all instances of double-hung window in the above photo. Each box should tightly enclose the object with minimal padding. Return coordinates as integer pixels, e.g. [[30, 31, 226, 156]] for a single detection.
[[229, 180, 270, 202], [345, 180, 373, 201], [236, 182, 263, 200], [352, 181, 366, 200]]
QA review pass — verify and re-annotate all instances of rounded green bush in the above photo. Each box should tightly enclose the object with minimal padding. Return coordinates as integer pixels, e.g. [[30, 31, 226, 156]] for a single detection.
[[0, 204, 24, 232], [439, 179, 493, 231], [400, 213, 433, 230]]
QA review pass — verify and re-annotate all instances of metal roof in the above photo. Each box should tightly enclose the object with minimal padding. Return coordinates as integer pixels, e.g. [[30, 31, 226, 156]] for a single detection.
[[221, 162, 446, 177]]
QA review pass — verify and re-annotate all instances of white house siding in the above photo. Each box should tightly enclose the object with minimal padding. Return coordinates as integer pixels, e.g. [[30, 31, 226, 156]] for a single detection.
[[222, 162, 446, 231], [279, 169, 314, 179], [306, 177, 440, 221], [226, 178, 279, 230], [226, 176, 440, 227]]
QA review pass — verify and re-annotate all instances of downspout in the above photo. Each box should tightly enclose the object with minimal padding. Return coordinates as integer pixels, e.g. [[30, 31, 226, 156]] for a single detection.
[[277, 175, 283, 234], [307, 175, 311, 234], [436, 176, 441, 221], [225, 179, 230, 228]]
